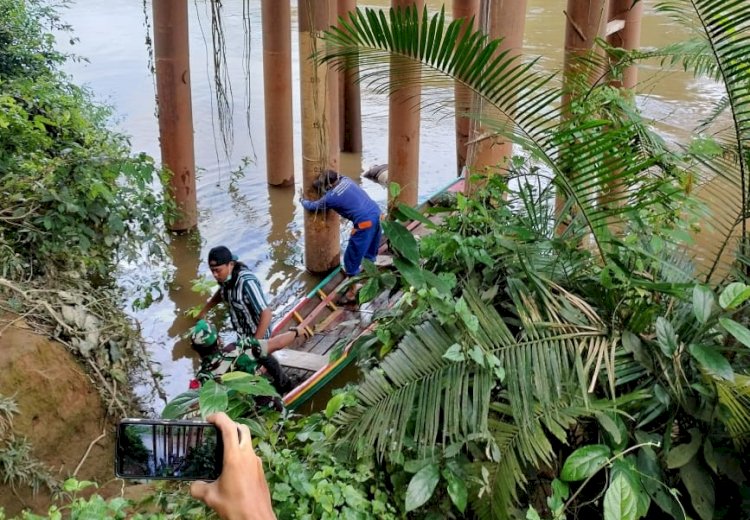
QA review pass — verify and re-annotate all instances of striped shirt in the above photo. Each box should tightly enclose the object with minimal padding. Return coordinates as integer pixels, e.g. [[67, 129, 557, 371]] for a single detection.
[[220, 266, 271, 339]]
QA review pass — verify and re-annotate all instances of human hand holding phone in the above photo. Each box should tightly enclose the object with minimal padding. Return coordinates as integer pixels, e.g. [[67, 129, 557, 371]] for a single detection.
[[190, 413, 276, 520]]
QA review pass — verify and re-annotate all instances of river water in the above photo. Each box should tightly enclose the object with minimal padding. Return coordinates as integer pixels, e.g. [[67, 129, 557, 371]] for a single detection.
[[55, 1, 721, 410]]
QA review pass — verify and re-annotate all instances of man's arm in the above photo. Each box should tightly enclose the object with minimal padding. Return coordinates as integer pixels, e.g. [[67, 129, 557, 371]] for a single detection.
[[300, 190, 331, 212], [254, 307, 273, 340], [197, 289, 222, 320]]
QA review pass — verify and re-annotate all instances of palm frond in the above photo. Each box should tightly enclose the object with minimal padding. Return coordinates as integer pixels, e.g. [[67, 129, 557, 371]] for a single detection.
[[716, 374, 750, 449], [656, 0, 750, 276], [322, 6, 676, 264], [474, 399, 595, 520], [335, 318, 494, 458]]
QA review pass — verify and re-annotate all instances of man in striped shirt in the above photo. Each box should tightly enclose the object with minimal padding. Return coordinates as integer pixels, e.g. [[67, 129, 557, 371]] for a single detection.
[[197, 245, 291, 392]]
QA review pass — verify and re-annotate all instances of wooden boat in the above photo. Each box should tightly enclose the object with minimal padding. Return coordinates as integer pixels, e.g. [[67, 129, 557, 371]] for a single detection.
[[274, 176, 466, 411]]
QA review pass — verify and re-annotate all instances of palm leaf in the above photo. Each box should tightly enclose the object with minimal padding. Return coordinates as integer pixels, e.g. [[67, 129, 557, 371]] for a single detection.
[[716, 374, 750, 449], [475, 399, 598, 520], [655, 0, 750, 279], [335, 317, 494, 458], [322, 6, 677, 264]]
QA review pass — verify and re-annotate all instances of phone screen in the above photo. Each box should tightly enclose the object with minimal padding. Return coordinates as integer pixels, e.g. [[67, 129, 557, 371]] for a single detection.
[[115, 420, 223, 480]]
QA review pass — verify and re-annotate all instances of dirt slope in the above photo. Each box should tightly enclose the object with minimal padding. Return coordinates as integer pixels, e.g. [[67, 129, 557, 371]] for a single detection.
[[0, 316, 116, 516]]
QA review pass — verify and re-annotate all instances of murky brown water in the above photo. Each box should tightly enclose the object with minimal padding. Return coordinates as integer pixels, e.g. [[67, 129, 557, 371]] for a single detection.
[[56, 1, 721, 410]]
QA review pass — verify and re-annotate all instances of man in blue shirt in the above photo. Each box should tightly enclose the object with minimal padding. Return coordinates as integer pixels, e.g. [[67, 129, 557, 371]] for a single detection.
[[300, 170, 382, 303]]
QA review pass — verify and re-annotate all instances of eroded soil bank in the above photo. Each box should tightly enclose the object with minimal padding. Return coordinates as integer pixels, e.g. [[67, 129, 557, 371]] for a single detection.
[[0, 316, 118, 516]]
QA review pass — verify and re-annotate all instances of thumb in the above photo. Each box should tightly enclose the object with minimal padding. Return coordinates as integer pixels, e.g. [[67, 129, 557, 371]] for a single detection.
[[190, 480, 212, 503]]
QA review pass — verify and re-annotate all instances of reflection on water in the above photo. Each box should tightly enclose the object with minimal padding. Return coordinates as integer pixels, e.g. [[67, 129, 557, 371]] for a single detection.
[[56, 1, 723, 411]]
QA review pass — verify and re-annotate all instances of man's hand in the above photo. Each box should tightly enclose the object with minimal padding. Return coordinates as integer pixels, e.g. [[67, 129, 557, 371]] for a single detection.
[[190, 413, 276, 520]]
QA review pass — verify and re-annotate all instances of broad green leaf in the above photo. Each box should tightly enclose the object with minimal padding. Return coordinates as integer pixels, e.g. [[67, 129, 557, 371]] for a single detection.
[[712, 449, 747, 485], [325, 392, 347, 419], [612, 460, 650, 519], [394, 257, 425, 289], [161, 390, 199, 419], [622, 330, 653, 370], [442, 343, 465, 362], [703, 439, 717, 474], [526, 507, 542, 520], [221, 372, 277, 397], [636, 446, 683, 519], [561, 444, 611, 482], [359, 277, 380, 303], [596, 412, 627, 451], [382, 220, 419, 264], [655, 317, 678, 357], [405, 463, 440, 512], [692, 285, 714, 324], [688, 344, 734, 381], [719, 282, 750, 310], [680, 459, 715, 520], [443, 466, 467, 513], [604, 472, 639, 520], [719, 318, 750, 349], [422, 270, 454, 295], [199, 380, 229, 417], [667, 428, 702, 469], [456, 297, 479, 332], [394, 202, 434, 227]]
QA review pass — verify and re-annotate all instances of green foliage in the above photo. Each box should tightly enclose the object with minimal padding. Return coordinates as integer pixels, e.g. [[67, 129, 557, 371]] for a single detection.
[[0, 0, 171, 281], [313, 2, 750, 516], [159, 385, 399, 519], [0, 394, 56, 495]]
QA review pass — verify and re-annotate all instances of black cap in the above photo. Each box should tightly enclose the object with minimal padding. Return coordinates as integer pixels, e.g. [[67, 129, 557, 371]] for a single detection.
[[208, 246, 237, 267]]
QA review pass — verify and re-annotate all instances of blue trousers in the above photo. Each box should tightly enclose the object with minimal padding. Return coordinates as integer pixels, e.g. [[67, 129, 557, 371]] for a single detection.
[[343, 217, 381, 276]]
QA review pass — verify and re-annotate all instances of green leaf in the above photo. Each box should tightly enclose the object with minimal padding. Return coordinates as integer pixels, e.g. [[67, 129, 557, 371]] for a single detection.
[[221, 372, 277, 397], [596, 412, 626, 451], [442, 343, 465, 362], [526, 507, 542, 520], [679, 459, 715, 520], [443, 466, 467, 513], [703, 439, 717, 474], [655, 317, 678, 357], [561, 444, 611, 482], [667, 428, 702, 469], [161, 390, 199, 419], [622, 330, 653, 370], [692, 285, 714, 324], [719, 318, 750, 349], [325, 392, 347, 419], [636, 446, 683, 519], [382, 220, 419, 264], [359, 277, 380, 303], [719, 282, 750, 310], [199, 380, 229, 417], [612, 460, 650, 519], [604, 471, 639, 520], [456, 297, 479, 332], [394, 202, 434, 228], [688, 344, 734, 381], [405, 463, 440, 512], [389, 181, 401, 199], [393, 257, 425, 289]]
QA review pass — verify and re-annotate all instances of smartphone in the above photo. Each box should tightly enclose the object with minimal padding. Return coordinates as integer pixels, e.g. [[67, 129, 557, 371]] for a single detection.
[[115, 419, 223, 481]]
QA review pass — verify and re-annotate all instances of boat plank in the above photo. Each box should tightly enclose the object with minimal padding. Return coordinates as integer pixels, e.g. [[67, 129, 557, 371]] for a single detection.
[[275, 349, 328, 372]]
